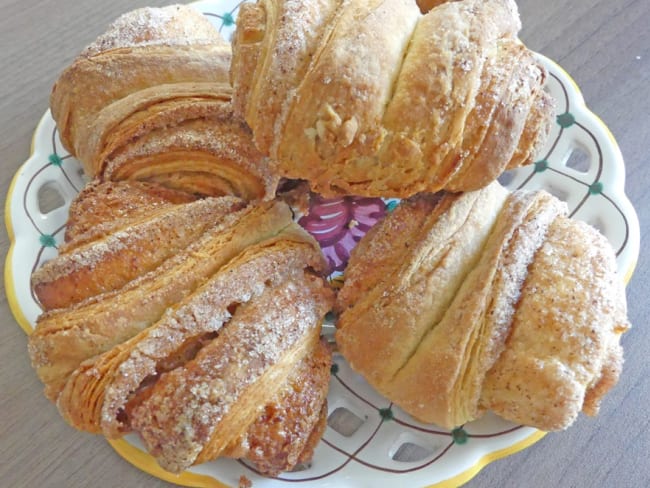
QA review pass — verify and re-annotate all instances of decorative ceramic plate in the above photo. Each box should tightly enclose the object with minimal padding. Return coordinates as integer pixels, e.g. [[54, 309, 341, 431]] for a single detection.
[[4, 1, 640, 487]]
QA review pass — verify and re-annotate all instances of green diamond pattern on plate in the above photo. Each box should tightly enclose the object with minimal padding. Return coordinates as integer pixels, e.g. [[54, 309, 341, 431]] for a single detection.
[[39, 234, 56, 247], [48, 153, 62, 166], [534, 160, 549, 172], [330, 363, 339, 375], [452, 427, 468, 445], [379, 407, 394, 422], [557, 112, 575, 128], [221, 12, 234, 26], [589, 181, 603, 195]]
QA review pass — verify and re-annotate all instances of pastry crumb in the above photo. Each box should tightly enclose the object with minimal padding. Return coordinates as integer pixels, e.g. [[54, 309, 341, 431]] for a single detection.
[[239, 475, 253, 488]]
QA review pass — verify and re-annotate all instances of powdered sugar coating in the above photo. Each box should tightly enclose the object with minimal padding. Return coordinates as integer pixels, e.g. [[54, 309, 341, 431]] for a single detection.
[[240, 0, 341, 155], [130, 271, 331, 473], [234, 0, 552, 198], [32, 197, 242, 310], [99, 231, 327, 438], [336, 183, 628, 431], [63, 180, 197, 251], [481, 215, 629, 430], [30, 202, 293, 404], [82, 5, 225, 58]]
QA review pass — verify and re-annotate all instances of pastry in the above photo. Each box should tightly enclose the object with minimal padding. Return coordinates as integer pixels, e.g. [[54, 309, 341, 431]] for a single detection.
[[336, 183, 630, 430], [30, 5, 336, 476], [29, 186, 334, 474], [62, 180, 198, 250], [50, 5, 278, 200], [31, 186, 245, 311], [232, 0, 554, 197], [28, 0, 626, 480]]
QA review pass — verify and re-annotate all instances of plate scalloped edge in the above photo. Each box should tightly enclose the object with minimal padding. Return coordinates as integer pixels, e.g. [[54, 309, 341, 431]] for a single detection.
[[3, 2, 640, 487]]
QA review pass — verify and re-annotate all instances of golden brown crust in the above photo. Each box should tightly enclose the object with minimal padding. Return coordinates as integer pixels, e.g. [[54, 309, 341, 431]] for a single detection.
[[582, 341, 624, 416], [224, 339, 331, 476], [50, 5, 279, 201], [29, 200, 295, 402], [55, 224, 328, 434], [480, 218, 629, 430], [234, 0, 553, 197], [276, 0, 420, 190], [375, 0, 522, 195], [336, 192, 443, 313], [30, 0, 606, 477], [415, 0, 451, 14], [234, 0, 343, 156], [230, 2, 267, 119], [32, 196, 244, 311], [128, 272, 332, 473], [100, 104, 278, 200], [506, 86, 555, 170], [336, 182, 508, 390], [63, 180, 197, 250], [31, 182, 335, 475], [33, 4, 338, 476], [80, 5, 225, 57], [336, 185, 629, 430], [76, 83, 225, 169], [50, 5, 231, 172], [445, 39, 550, 191], [387, 190, 566, 427]]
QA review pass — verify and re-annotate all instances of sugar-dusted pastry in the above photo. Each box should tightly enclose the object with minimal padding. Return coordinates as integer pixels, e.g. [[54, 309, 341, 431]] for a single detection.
[[31, 190, 245, 311], [62, 180, 198, 250], [336, 183, 509, 386], [126, 268, 331, 472], [31, 5, 336, 476], [50, 5, 278, 200], [29, 189, 334, 475], [479, 217, 629, 430], [30, 196, 298, 391], [336, 184, 630, 431], [232, 0, 554, 197]]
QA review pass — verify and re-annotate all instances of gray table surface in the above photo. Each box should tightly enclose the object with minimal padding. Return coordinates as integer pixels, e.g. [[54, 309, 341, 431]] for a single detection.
[[1, 0, 648, 487]]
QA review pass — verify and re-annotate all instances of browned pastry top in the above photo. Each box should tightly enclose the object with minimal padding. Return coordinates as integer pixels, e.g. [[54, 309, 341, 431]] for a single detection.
[[335, 184, 629, 431], [50, 5, 279, 201], [29, 185, 334, 475], [63, 180, 198, 250], [81, 4, 224, 56], [232, 0, 554, 197], [50, 5, 231, 166]]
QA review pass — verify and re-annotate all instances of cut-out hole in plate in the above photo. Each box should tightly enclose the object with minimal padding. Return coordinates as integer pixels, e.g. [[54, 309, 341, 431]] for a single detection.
[[391, 442, 434, 463], [38, 181, 66, 214], [497, 170, 515, 187], [565, 146, 591, 173], [327, 406, 365, 437]]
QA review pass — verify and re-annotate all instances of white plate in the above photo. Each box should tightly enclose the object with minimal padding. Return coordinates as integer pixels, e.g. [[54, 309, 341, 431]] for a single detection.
[[4, 1, 640, 487]]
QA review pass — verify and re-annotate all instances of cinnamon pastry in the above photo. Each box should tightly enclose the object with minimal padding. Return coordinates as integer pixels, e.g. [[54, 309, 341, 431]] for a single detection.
[[28, 0, 609, 479], [29, 188, 334, 474], [63, 180, 198, 250], [30, 5, 337, 476], [50, 5, 278, 200], [31, 196, 296, 396], [336, 184, 630, 431], [232, 0, 554, 197], [32, 190, 245, 311]]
